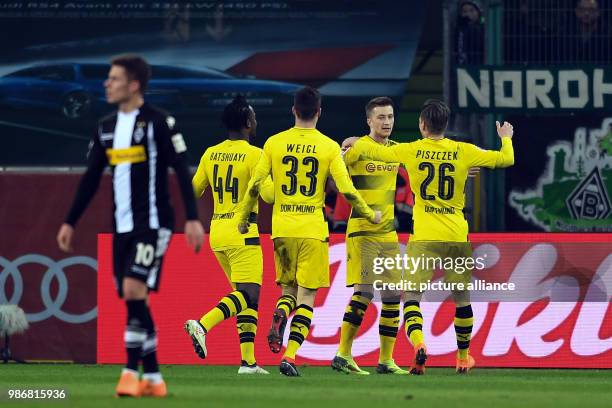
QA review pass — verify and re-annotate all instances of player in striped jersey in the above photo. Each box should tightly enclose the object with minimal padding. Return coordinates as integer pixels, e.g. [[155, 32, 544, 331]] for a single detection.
[[184, 96, 273, 374], [237, 87, 381, 376], [57, 55, 204, 397], [331, 97, 408, 375]]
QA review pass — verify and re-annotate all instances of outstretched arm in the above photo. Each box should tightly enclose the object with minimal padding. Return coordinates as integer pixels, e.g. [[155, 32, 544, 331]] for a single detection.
[[329, 150, 381, 224], [464, 121, 515, 168], [237, 150, 272, 233], [494, 121, 515, 168], [345, 137, 405, 164]]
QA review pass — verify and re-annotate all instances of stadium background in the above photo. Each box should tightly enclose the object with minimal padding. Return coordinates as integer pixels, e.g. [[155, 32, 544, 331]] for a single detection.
[[0, 0, 610, 368]]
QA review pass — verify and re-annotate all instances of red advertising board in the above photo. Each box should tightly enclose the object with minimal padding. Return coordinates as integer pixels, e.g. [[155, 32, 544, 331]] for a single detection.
[[97, 233, 612, 368], [0, 172, 234, 363], [0, 174, 109, 362]]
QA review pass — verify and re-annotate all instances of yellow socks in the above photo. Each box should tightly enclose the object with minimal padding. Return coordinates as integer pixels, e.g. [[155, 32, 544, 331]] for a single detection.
[[199, 290, 248, 332], [338, 292, 372, 356], [454, 304, 474, 359], [283, 304, 313, 360]]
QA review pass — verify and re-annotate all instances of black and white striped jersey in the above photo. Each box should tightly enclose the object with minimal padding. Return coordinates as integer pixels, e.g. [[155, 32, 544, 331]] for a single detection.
[[65, 103, 198, 233]]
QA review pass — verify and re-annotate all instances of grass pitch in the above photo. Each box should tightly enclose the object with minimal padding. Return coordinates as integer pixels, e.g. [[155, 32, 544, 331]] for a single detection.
[[1, 364, 611, 408]]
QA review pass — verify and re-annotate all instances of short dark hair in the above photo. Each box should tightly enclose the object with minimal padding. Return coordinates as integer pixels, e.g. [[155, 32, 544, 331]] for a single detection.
[[365, 96, 394, 117], [293, 86, 321, 120], [222, 95, 251, 132], [110, 54, 151, 94], [420, 99, 450, 134]]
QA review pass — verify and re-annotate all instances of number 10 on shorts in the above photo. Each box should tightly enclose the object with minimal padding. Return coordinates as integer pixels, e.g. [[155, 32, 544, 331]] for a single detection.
[[135, 243, 155, 267]]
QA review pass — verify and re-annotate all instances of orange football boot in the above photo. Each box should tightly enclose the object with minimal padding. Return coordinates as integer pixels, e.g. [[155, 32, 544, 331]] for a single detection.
[[456, 353, 476, 374], [115, 371, 141, 398], [140, 379, 168, 398], [409, 343, 428, 375]]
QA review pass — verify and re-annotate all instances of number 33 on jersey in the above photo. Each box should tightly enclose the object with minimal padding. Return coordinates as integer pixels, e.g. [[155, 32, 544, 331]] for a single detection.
[[238, 127, 377, 241]]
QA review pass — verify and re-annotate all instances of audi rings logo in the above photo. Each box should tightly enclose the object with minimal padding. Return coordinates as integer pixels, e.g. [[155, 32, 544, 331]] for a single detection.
[[0, 254, 97, 323]]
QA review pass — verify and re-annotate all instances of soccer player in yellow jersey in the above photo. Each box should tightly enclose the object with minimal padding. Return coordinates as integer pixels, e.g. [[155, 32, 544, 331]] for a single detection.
[[331, 97, 408, 376], [343, 99, 514, 374], [184, 96, 274, 374], [237, 87, 381, 376]]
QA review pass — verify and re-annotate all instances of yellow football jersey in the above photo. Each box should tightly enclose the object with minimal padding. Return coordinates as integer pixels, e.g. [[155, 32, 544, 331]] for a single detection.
[[193, 139, 273, 250], [355, 136, 514, 242], [239, 127, 376, 240], [344, 135, 399, 238]]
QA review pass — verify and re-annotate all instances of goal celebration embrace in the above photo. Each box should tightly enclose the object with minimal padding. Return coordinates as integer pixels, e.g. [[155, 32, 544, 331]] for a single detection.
[[56, 54, 521, 396]]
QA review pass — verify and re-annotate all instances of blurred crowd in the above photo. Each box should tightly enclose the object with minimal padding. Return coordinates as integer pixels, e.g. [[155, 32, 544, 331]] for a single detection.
[[454, 0, 611, 65]]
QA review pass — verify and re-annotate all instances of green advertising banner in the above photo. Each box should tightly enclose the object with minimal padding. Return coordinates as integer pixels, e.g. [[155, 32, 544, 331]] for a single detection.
[[454, 66, 612, 112], [508, 116, 612, 232]]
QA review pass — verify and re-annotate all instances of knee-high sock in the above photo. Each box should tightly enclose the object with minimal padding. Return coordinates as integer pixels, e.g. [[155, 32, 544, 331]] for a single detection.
[[454, 304, 474, 359], [125, 299, 148, 371], [283, 304, 313, 360], [403, 301, 424, 347], [199, 290, 249, 332], [275, 294, 297, 316], [379, 302, 400, 362], [338, 292, 372, 356], [141, 304, 160, 378], [237, 308, 258, 366]]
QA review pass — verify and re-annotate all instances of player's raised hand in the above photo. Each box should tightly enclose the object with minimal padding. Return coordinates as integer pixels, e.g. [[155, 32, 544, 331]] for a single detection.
[[468, 167, 481, 178], [371, 210, 382, 224], [185, 220, 205, 253], [57, 223, 74, 253], [496, 121, 514, 139], [341, 136, 360, 150]]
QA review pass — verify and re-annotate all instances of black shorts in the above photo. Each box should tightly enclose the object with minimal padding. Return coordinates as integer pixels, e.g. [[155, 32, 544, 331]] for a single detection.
[[112, 228, 172, 298]]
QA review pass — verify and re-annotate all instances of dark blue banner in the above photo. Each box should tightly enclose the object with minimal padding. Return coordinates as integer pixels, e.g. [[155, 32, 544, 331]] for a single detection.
[[0, 0, 424, 165]]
